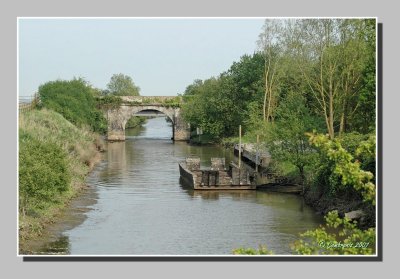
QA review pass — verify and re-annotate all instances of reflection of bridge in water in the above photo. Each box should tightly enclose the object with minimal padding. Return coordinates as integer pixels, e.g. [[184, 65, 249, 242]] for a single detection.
[[105, 96, 190, 141]]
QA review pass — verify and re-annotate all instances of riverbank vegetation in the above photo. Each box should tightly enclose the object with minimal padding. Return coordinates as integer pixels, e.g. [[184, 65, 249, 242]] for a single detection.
[[38, 78, 108, 133], [18, 109, 104, 252], [181, 18, 377, 255], [234, 133, 376, 255], [19, 74, 147, 251], [126, 116, 146, 129]]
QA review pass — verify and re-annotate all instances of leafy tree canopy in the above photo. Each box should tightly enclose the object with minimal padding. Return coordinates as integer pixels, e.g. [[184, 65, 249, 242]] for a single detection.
[[106, 73, 140, 96]]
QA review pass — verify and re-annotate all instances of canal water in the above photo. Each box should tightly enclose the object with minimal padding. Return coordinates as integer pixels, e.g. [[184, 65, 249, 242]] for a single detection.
[[40, 117, 323, 255]]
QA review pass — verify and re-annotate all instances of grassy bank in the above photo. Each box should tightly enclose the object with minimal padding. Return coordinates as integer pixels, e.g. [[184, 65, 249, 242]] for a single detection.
[[18, 109, 105, 252]]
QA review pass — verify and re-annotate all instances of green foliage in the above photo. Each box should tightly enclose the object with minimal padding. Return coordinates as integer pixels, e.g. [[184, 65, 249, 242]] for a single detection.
[[182, 53, 265, 140], [174, 18, 377, 256], [189, 133, 217, 145], [38, 78, 107, 133], [292, 211, 375, 255], [19, 109, 101, 242], [232, 132, 376, 255], [126, 116, 146, 129], [308, 133, 376, 205], [355, 133, 376, 177], [228, 53, 265, 107], [347, 19, 376, 134], [182, 19, 375, 144], [182, 76, 237, 139], [19, 130, 70, 214], [162, 96, 182, 108], [106, 73, 140, 96], [233, 245, 273, 255], [266, 91, 323, 182], [96, 95, 123, 110], [137, 96, 182, 108], [243, 101, 266, 135]]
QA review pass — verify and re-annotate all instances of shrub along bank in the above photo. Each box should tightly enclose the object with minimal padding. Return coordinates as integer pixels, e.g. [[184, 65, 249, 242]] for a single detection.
[[18, 109, 105, 252], [38, 78, 108, 133]]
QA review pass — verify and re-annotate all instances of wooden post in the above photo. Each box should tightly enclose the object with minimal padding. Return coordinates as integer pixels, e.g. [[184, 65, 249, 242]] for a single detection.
[[256, 134, 259, 173], [238, 125, 242, 169], [238, 125, 242, 184]]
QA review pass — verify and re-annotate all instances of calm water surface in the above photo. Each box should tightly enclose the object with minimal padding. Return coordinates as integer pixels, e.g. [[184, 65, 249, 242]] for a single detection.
[[55, 117, 322, 255]]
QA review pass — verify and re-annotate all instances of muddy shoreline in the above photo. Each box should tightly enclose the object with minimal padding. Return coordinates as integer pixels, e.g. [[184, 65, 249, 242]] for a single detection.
[[20, 184, 99, 255], [19, 150, 104, 255]]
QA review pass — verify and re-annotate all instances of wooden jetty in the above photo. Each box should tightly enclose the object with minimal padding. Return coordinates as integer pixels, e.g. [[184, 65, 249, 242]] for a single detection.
[[233, 143, 271, 169]]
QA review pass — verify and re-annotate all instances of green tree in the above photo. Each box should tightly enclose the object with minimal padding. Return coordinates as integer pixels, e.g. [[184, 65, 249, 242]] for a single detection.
[[283, 18, 376, 138], [287, 19, 344, 139], [182, 76, 239, 139], [106, 73, 140, 96], [228, 53, 265, 133], [346, 19, 376, 134], [182, 53, 265, 141], [266, 91, 322, 184], [258, 19, 284, 122], [335, 19, 375, 135]]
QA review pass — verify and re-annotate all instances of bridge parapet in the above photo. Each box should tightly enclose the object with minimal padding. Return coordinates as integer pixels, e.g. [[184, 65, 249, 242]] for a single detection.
[[120, 96, 182, 106]]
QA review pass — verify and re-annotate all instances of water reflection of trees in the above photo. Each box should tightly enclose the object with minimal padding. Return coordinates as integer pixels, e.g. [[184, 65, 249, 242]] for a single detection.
[[125, 124, 145, 137]]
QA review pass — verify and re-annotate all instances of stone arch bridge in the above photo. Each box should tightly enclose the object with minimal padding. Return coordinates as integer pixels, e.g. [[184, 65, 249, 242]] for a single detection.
[[105, 96, 190, 141]]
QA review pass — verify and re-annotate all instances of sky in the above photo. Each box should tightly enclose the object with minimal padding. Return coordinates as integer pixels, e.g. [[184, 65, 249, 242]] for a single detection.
[[18, 18, 266, 97]]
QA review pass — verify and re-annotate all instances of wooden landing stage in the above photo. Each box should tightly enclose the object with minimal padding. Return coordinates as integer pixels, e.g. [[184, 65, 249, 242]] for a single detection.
[[179, 157, 256, 190]]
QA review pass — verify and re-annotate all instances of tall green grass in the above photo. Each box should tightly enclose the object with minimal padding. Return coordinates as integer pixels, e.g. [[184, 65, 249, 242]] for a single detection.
[[18, 109, 104, 244]]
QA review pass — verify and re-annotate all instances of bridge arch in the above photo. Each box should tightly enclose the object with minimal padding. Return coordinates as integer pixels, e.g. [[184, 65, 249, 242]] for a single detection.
[[129, 105, 175, 123], [106, 102, 189, 141]]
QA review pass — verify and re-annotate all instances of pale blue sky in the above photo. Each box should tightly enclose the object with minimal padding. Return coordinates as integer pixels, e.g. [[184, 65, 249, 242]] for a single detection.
[[18, 18, 265, 97]]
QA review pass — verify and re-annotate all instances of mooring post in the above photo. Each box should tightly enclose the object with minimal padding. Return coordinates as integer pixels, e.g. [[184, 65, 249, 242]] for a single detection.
[[256, 134, 259, 173], [238, 125, 242, 169], [238, 125, 242, 184]]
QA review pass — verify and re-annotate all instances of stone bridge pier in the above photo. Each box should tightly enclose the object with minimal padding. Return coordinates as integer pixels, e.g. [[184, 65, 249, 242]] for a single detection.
[[106, 105, 190, 141]]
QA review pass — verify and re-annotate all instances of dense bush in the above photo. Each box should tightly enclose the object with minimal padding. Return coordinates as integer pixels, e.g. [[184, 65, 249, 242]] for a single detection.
[[38, 78, 107, 133], [19, 130, 70, 215], [310, 132, 376, 201]]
